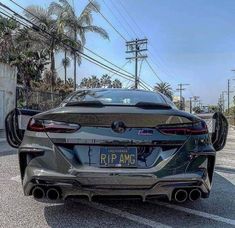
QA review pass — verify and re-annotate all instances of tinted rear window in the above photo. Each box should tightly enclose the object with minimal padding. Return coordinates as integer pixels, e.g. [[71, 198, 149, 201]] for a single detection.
[[67, 89, 166, 105]]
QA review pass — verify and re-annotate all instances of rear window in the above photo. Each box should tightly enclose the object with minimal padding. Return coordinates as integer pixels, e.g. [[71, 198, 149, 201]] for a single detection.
[[160, 94, 178, 109], [67, 89, 166, 105]]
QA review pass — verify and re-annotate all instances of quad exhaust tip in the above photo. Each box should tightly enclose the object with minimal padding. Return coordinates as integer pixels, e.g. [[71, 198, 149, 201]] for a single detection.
[[189, 189, 201, 201], [46, 188, 60, 200], [174, 189, 188, 203], [32, 186, 45, 199]]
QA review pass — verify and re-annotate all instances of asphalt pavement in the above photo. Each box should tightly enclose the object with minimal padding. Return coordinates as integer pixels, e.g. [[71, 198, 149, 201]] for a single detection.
[[0, 130, 234, 228]]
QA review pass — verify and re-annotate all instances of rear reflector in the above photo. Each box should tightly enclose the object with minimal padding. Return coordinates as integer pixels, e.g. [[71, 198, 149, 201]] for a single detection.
[[27, 118, 80, 133], [157, 121, 208, 135]]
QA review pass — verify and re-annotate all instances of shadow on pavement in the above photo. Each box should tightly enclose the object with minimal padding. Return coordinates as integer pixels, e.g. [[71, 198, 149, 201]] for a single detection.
[[43, 172, 235, 227], [215, 166, 235, 174], [0, 150, 17, 157]]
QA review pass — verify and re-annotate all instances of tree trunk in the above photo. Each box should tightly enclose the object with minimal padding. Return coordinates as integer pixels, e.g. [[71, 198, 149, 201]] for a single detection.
[[50, 39, 56, 101], [50, 50, 55, 94], [64, 51, 67, 84], [73, 30, 77, 91]]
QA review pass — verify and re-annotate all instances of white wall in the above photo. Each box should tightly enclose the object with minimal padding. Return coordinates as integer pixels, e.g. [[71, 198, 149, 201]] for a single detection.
[[0, 63, 17, 129]]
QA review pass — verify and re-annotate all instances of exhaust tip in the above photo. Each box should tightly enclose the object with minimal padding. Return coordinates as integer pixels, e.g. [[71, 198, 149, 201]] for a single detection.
[[32, 186, 45, 199], [189, 189, 201, 201], [174, 189, 188, 203], [46, 188, 60, 200]]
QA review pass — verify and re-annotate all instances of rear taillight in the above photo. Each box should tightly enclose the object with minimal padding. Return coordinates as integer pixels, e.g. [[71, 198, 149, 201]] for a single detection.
[[27, 118, 80, 133], [157, 121, 208, 135]]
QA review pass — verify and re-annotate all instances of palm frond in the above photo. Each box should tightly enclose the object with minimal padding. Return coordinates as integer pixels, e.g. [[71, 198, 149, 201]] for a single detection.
[[59, 0, 75, 16], [77, 28, 86, 44], [77, 1, 100, 26], [62, 56, 71, 67], [24, 6, 51, 26], [83, 25, 109, 40], [48, 2, 63, 16]]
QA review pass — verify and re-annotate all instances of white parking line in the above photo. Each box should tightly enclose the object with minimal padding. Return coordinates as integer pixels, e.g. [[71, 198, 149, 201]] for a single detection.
[[151, 201, 235, 226], [79, 200, 171, 228], [10, 175, 21, 183]]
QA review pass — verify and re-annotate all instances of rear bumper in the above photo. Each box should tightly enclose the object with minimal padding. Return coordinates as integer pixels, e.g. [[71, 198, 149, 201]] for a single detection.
[[23, 167, 211, 201], [19, 132, 215, 201]]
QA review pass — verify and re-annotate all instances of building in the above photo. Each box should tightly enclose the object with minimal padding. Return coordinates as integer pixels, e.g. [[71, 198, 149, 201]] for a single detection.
[[0, 63, 17, 130], [173, 95, 185, 110]]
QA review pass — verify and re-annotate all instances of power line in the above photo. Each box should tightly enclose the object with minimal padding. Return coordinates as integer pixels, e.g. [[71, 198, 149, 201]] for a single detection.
[[4, 1, 151, 91], [9, 0, 142, 79], [107, 0, 139, 38], [144, 59, 163, 82], [108, 60, 130, 78], [0, 6, 134, 82], [117, 0, 174, 81], [118, 0, 145, 38], [126, 39, 148, 89], [87, 0, 127, 42], [101, 0, 133, 39], [1, 3, 131, 76], [9, 0, 133, 78], [90, 0, 162, 87]]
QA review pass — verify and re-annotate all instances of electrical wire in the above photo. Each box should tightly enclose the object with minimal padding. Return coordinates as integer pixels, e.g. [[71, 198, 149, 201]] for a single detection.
[[0, 3, 134, 81], [116, 1, 171, 81], [144, 59, 163, 82], [87, 0, 127, 42], [107, 0, 139, 38], [9, 0, 134, 78], [101, 0, 133, 39], [118, 0, 145, 38], [4, 1, 151, 91]]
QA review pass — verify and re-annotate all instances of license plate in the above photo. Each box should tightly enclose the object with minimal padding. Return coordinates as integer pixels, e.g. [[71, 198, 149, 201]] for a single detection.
[[100, 147, 137, 167]]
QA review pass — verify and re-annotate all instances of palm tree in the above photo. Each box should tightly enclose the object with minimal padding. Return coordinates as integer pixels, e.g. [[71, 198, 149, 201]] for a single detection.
[[100, 74, 112, 88], [0, 16, 18, 63], [49, 0, 109, 90], [23, 5, 68, 92], [80, 75, 101, 88], [62, 53, 71, 83], [154, 82, 173, 100], [112, 79, 122, 88]]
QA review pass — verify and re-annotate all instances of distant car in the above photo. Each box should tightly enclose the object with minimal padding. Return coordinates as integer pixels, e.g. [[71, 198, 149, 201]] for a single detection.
[[5, 89, 228, 203]]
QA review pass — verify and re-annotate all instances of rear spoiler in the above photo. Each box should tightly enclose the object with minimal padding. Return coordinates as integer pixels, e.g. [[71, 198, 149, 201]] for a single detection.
[[197, 112, 228, 151]]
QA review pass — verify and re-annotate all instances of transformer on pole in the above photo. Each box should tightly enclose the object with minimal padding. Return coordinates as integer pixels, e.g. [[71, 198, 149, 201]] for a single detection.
[[126, 39, 148, 89]]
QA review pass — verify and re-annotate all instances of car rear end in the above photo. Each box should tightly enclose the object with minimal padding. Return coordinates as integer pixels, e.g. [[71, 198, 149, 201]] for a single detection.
[[18, 90, 217, 203]]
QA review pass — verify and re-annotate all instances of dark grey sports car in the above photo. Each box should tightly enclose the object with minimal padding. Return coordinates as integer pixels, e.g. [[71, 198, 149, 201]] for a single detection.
[[5, 89, 228, 203]]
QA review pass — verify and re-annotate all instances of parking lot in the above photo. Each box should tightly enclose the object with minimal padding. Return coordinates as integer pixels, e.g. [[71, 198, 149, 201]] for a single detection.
[[0, 130, 234, 228]]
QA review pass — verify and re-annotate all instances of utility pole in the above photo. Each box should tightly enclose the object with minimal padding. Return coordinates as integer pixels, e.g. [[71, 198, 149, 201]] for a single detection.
[[126, 39, 148, 89], [228, 79, 230, 114], [189, 97, 192, 113], [218, 95, 223, 112], [222, 91, 227, 113], [190, 96, 199, 113], [176, 83, 190, 110], [227, 79, 235, 114]]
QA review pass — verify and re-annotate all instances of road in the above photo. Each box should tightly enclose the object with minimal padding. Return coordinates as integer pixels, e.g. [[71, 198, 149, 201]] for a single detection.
[[0, 131, 234, 228]]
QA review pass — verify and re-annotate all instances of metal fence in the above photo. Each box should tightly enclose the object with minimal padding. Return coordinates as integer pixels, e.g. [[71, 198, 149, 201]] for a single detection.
[[226, 115, 235, 127], [16, 87, 67, 111]]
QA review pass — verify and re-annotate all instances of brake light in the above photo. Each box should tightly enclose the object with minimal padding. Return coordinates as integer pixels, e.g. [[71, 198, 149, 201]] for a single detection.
[[157, 121, 208, 135], [27, 118, 80, 133]]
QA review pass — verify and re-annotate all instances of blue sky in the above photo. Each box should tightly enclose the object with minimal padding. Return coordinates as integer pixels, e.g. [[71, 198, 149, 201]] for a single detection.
[[3, 0, 235, 104]]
